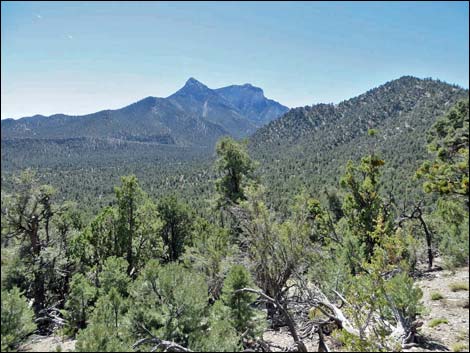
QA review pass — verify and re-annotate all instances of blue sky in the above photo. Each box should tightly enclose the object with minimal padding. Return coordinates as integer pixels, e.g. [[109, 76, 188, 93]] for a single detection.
[[1, 1, 468, 119]]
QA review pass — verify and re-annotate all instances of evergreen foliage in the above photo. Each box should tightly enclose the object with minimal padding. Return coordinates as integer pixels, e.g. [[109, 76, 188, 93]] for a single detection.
[[1, 287, 36, 352], [221, 265, 263, 337], [75, 288, 130, 352], [417, 98, 469, 266], [215, 136, 256, 206], [63, 273, 96, 335], [190, 303, 241, 352], [417, 99, 469, 201], [183, 218, 234, 299], [128, 261, 208, 347], [98, 256, 131, 296], [157, 195, 193, 262]]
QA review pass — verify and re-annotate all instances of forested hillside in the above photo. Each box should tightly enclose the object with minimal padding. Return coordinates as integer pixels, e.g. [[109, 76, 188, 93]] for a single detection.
[[250, 76, 468, 213], [1, 93, 468, 352]]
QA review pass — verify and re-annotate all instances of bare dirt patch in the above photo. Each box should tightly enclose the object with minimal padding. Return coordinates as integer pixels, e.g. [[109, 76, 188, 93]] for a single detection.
[[406, 263, 469, 352], [18, 334, 76, 352]]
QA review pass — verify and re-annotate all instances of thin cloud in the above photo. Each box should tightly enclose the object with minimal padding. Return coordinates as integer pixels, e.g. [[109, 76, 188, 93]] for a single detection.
[[67, 35, 73, 40], [35, 14, 42, 19]]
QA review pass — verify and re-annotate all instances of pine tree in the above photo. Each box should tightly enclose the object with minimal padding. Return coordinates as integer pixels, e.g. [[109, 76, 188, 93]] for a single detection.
[[417, 99, 469, 267], [115, 175, 144, 275], [183, 217, 233, 299], [340, 154, 389, 263], [1, 171, 56, 315], [221, 265, 260, 337], [75, 288, 130, 352], [417, 99, 469, 204], [72, 176, 163, 275], [157, 195, 192, 262], [98, 256, 130, 296], [128, 261, 208, 347], [190, 301, 241, 352], [76, 206, 119, 271], [1, 287, 36, 352], [215, 137, 256, 207], [63, 273, 96, 334]]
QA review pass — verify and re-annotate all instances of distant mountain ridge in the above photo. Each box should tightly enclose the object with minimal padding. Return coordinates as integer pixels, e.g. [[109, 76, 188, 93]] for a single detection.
[[1, 78, 289, 147]]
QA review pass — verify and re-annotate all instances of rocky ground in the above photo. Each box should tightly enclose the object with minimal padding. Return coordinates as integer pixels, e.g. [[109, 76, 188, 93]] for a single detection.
[[19, 334, 75, 352], [405, 263, 469, 352]]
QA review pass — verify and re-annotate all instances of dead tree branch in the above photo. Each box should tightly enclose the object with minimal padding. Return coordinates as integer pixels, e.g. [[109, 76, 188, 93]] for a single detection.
[[398, 200, 434, 269], [132, 337, 192, 352], [235, 288, 307, 352]]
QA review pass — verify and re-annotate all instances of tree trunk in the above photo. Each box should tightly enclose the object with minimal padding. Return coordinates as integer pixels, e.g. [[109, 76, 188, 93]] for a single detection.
[[418, 215, 433, 270], [127, 198, 134, 274], [29, 221, 46, 316]]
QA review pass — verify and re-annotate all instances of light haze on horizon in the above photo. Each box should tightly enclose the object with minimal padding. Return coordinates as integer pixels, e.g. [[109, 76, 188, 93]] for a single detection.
[[1, 1, 469, 119]]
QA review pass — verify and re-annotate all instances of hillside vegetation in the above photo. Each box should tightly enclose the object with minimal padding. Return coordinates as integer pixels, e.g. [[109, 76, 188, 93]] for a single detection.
[[1, 89, 468, 352], [250, 76, 468, 213]]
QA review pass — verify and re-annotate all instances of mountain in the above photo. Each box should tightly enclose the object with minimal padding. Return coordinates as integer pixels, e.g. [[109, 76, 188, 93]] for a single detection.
[[249, 76, 469, 213], [215, 84, 289, 126], [167, 78, 256, 139], [1, 78, 288, 147]]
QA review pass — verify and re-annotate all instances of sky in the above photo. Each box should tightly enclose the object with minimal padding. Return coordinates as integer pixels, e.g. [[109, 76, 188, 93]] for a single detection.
[[1, 1, 469, 119]]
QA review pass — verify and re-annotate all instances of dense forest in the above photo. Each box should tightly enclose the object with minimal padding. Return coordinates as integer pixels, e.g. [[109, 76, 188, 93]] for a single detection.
[[1, 95, 468, 352]]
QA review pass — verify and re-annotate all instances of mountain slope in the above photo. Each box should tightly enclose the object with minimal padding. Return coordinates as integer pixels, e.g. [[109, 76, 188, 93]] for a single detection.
[[167, 78, 257, 139], [215, 84, 289, 126], [249, 76, 469, 212], [1, 78, 287, 147]]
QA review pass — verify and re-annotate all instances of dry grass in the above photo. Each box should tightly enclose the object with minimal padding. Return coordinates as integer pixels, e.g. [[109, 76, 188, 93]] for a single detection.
[[451, 342, 468, 352], [449, 282, 469, 292]]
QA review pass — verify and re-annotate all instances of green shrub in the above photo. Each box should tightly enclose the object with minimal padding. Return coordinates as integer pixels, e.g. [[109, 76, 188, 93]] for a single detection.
[[1, 287, 36, 352], [433, 199, 469, 269], [386, 272, 424, 322], [221, 265, 265, 338], [128, 261, 208, 347], [430, 292, 444, 300], [63, 273, 96, 335], [75, 288, 130, 352], [157, 195, 193, 262], [190, 301, 241, 352], [183, 218, 233, 299], [75, 323, 129, 352], [428, 318, 448, 328], [98, 256, 130, 296]]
